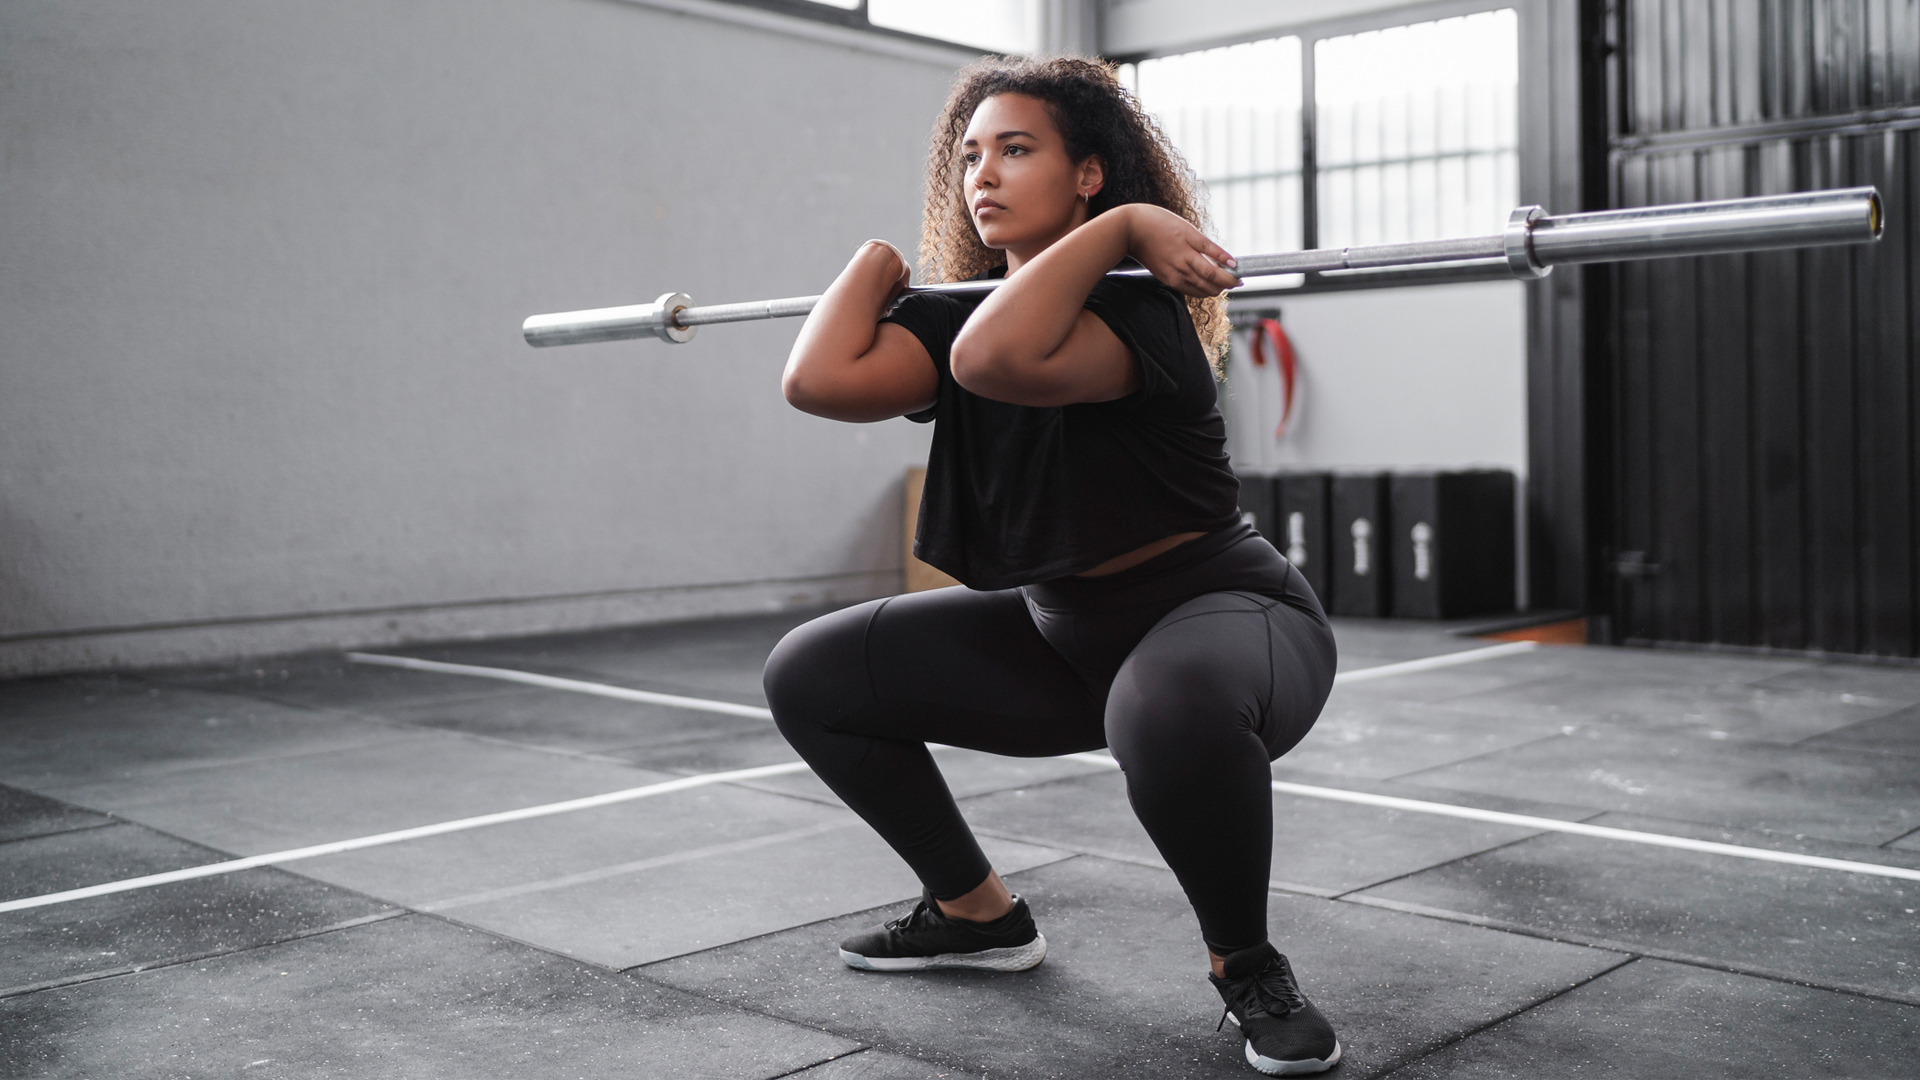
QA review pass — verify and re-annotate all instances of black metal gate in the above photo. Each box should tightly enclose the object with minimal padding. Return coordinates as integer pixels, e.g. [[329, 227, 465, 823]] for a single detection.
[[1605, 0, 1920, 655]]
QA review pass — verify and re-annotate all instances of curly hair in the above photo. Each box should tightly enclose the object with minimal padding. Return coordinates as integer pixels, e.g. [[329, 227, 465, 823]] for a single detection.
[[918, 55, 1229, 371]]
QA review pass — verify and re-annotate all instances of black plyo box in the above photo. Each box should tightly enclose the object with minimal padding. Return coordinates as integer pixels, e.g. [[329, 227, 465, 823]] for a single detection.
[[1329, 473, 1392, 617], [1234, 470, 1277, 544], [1274, 472, 1332, 604], [1389, 470, 1516, 619]]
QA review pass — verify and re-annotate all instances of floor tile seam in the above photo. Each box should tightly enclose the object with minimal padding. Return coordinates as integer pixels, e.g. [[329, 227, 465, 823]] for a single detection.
[[1337, 894, 1920, 1009], [146, 675, 530, 719], [1373, 763, 1920, 854], [412, 818, 866, 913], [1799, 738, 1920, 763], [0, 814, 280, 895], [1375, 729, 1586, 785], [22, 728, 450, 795], [0, 819, 119, 848], [762, 1047, 880, 1080], [1369, 670, 1571, 707], [717, 776, 851, 811], [1367, 954, 1642, 1080], [619, 964, 955, 1069], [1882, 824, 1920, 848], [969, 825, 1179, 877], [974, 824, 1369, 899], [578, 724, 791, 761], [1577, 809, 1920, 867], [354, 716, 685, 769], [1323, 816, 1610, 901], [0, 909, 407, 1001], [1394, 708, 1877, 750], [949, 763, 1136, 804], [254, 682, 731, 769], [624, 967, 985, 1080], [1265, 769, 1600, 822], [1550, 803, 1920, 855]]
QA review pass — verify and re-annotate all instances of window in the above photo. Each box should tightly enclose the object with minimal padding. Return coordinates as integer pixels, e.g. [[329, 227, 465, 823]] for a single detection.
[[1125, 7, 1519, 287], [1126, 38, 1304, 262], [867, 0, 1036, 55], [1314, 10, 1518, 251]]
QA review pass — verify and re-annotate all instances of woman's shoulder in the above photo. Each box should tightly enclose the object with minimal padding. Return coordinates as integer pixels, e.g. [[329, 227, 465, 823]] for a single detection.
[[1084, 272, 1189, 334], [882, 290, 969, 335]]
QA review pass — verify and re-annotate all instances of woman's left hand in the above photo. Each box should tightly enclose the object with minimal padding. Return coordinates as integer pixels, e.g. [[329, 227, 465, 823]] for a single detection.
[[1121, 204, 1241, 297]]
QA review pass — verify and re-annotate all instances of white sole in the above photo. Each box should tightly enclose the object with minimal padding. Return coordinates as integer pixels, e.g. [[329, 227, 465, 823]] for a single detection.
[[1227, 1014, 1342, 1076], [839, 933, 1047, 973], [1246, 1036, 1341, 1076]]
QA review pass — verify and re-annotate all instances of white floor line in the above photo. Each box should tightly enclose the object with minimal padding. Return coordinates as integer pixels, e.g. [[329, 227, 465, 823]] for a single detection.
[[1330, 640, 1537, 684], [0, 761, 812, 914], [345, 652, 776, 720], [1060, 751, 1920, 883]]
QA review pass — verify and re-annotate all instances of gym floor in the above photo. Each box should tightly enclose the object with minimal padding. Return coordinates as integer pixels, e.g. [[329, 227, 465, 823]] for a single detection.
[[2, 609, 1917, 1077]]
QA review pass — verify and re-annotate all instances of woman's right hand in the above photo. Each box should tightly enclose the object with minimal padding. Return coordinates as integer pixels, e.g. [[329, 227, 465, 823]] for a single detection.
[[860, 238, 914, 301], [1120, 204, 1241, 298], [781, 240, 938, 423]]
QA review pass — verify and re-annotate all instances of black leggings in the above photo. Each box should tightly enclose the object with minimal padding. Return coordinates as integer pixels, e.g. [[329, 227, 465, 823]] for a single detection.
[[762, 522, 1336, 954]]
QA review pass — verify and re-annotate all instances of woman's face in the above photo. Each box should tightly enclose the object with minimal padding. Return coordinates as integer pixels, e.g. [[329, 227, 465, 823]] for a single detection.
[[961, 93, 1103, 256]]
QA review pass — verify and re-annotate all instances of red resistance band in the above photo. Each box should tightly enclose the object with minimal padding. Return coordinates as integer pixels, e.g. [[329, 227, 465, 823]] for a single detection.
[[1245, 317, 1298, 438]]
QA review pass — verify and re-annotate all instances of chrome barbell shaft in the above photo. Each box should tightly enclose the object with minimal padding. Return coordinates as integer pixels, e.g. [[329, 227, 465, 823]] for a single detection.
[[522, 187, 1882, 347]]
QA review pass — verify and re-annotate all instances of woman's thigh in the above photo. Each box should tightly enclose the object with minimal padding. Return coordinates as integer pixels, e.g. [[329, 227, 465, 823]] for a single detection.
[[763, 586, 1106, 757]]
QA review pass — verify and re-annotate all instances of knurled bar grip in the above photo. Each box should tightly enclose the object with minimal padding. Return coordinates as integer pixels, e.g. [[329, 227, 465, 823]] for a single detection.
[[522, 187, 1882, 348]]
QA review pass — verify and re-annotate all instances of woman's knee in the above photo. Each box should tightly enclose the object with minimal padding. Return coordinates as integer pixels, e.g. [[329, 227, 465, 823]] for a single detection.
[[763, 599, 881, 736], [1106, 642, 1256, 763], [1105, 596, 1333, 765]]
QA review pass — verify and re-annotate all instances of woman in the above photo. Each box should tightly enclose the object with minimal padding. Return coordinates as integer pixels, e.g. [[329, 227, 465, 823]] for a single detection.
[[763, 56, 1340, 1077]]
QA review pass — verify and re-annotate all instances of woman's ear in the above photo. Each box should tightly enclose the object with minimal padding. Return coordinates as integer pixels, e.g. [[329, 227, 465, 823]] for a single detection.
[[1078, 155, 1106, 200]]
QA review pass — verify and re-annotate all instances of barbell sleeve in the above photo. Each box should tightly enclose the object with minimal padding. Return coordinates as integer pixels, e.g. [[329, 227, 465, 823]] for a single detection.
[[522, 187, 1882, 347]]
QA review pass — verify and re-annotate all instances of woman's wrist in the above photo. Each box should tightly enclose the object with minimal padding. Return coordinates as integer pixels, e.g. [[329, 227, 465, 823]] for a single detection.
[[1108, 203, 1147, 252]]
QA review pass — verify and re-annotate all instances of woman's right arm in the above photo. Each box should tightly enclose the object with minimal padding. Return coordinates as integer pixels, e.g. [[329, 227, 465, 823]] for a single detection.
[[782, 241, 939, 423]]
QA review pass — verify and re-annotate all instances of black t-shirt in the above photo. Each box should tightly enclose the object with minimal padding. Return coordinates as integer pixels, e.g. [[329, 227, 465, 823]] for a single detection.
[[883, 271, 1242, 590]]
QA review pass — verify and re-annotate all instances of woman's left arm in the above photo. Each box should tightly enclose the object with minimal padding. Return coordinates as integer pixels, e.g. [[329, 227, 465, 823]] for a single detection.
[[950, 204, 1240, 407]]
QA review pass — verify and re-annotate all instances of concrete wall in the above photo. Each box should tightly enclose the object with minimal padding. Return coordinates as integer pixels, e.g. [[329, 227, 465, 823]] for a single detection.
[[0, 0, 969, 675]]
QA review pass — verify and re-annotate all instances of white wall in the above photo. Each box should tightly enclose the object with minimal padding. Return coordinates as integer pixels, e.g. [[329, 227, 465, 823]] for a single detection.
[[1223, 280, 1527, 474], [0, 0, 969, 675]]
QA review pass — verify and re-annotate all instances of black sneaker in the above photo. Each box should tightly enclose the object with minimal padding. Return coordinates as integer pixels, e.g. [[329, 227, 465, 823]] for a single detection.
[[1210, 942, 1342, 1075], [838, 891, 1047, 972]]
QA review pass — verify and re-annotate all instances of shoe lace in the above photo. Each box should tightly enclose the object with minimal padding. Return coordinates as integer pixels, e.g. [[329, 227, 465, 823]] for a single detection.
[[886, 896, 943, 934], [1215, 956, 1308, 1032]]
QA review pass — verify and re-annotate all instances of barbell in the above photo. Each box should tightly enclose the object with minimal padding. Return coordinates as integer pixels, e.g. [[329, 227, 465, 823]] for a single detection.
[[522, 187, 1882, 348]]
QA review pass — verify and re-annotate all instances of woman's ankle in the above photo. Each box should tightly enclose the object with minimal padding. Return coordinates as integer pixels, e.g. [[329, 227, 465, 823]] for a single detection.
[[933, 869, 1016, 922]]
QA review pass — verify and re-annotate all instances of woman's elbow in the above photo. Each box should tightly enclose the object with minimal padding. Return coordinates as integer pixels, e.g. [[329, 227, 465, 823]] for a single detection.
[[949, 335, 1016, 397], [782, 365, 833, 414]]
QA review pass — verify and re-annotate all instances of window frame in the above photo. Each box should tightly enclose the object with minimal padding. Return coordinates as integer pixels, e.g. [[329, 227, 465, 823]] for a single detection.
[[706, 0, 1012, 55], [1114, 0, 1545, 296]]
